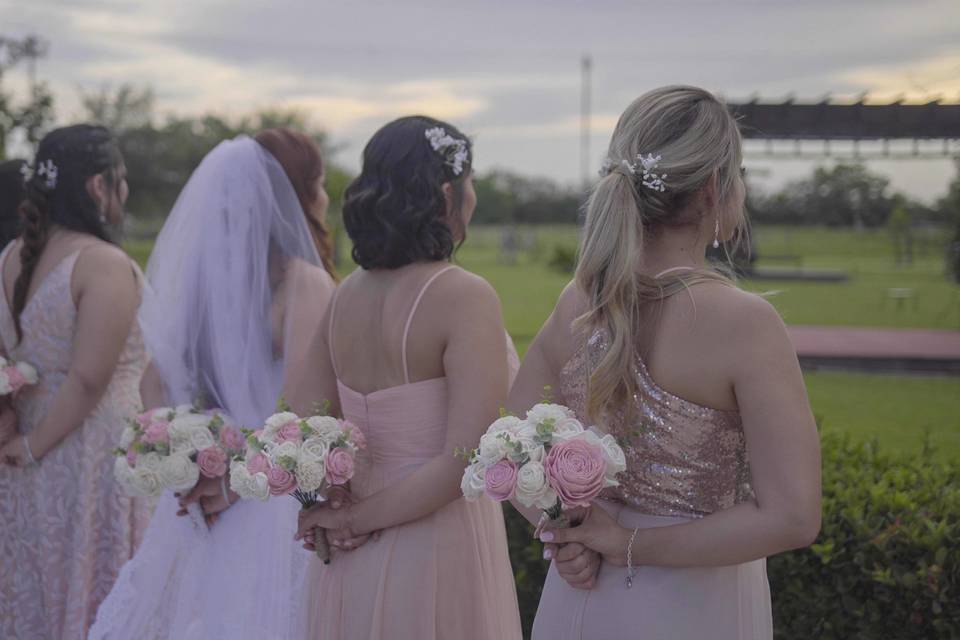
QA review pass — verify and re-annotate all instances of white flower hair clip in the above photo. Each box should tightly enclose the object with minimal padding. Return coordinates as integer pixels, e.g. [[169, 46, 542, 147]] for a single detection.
[[424, 126, 469, 176], [599, 152, 668, 193], [20, 158, 58, 190]]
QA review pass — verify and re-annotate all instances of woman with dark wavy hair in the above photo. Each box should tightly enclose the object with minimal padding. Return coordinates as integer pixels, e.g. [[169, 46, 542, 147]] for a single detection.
[[292, 115, 522, 639], [0, 124, 152, 639]]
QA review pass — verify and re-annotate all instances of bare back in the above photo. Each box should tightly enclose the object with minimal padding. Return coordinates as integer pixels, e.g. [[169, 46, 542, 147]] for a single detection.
[[328, 262, 462, 394]]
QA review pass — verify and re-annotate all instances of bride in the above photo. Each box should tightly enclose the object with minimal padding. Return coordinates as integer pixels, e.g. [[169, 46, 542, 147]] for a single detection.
[[89, 130, 337, 639]]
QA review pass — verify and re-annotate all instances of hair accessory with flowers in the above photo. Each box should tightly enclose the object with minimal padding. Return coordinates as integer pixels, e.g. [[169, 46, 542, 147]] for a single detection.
[[20, 158, 58, 191], [599, 152, 667, 193], [424, 126, 469, 176]]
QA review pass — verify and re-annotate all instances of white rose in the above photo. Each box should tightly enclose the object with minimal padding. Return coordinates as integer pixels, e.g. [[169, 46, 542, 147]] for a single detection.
[[264, 412, 300, 437], [0, 355, 8, 367], [248, 472, 270, 501], [477, 432, 510, 466], [167, 414, 212, 454], [300, 437, 330, 462], [269, 441, 300, 469], [161, 454, 200, 492], [525, 403, 574, 428], [174, 404, 196, 416], [550, 417, 586, 444], [113, 457, 137, 494], [0, 372, 12, 395], [515, 423, 545, 462], [598, 432, 627, 486], [304, 415, 341, 443], [119, 426, 137, 450], [14, 361, 38, 385], [130, 453, 165, 497], [487, 415, 524, 436], [460, 462, 486, 501], [229, 461, 254, 498], [514, 461, 558, 509], [187, 428, 215, 452], [297, 459, 326, 493]]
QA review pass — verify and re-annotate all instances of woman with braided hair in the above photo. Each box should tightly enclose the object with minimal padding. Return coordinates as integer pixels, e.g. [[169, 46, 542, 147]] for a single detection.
[[0, 124, 152, 639]]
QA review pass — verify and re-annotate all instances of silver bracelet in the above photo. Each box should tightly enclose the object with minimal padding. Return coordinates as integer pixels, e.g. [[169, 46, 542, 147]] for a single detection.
[[625, 526, 640, 589], [22, 435, 37, 467], [220, 475, 231, 505]]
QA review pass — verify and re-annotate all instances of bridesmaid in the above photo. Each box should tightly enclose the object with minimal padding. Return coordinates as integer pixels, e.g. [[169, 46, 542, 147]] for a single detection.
[[292, 116, 522, 639], [0, 125, 152, 638], [508, 86, 821, 639]]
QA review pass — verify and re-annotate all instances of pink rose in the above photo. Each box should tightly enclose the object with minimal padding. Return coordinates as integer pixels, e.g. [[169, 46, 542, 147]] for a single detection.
[[135, 408, 162, 428], [325, 447, 355, 485], [276, 421, 302, 444], [197, 445, 228, 478], [266, 466, 297, 496], [342, 420, 366, 449], [219, 426, 245, 452], [141, 420, 170, 445], [125, 449, 138, 467], [247, 453, 270, 475], [545, 437, 607, 508], [5, 367, 26, 392], [484, 459, 518, 502]]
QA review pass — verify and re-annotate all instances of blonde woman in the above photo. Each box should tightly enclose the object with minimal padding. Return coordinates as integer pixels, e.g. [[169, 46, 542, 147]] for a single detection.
[[508, 86, 821, 639]]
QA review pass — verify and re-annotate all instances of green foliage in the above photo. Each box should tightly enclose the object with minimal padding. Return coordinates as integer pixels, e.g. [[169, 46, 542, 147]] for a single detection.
[[769, 429, 959, 639], [473, 170, 583, 225], [0, 34, 55, 157], [80, 84, 349, 222], [751, 163, 899, 227], [546, 244, 576, 274]]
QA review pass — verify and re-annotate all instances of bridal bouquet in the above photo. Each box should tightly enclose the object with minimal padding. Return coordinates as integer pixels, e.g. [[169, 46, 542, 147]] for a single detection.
[[113, 406, 246, 529], [0, 356, 38, 396], [460, 403, 626, 529], [230, 406, 366, 563]]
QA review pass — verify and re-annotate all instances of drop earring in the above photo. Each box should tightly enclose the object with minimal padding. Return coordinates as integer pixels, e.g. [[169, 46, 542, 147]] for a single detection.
[[713, 216, 720, 249]]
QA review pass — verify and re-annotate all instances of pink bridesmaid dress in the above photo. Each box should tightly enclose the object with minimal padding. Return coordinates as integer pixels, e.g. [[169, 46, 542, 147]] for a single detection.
[[310, 266, 522, 640], [0, 243, 153, 639], [532, 328, 773, 640]]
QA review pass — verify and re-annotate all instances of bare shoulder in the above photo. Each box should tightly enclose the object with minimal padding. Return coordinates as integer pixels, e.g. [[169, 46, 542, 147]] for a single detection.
[[73, 241, 136, 287], [287, 258, 336, 294], [689, 281, 790, 352], [431, 266, 501, 312]]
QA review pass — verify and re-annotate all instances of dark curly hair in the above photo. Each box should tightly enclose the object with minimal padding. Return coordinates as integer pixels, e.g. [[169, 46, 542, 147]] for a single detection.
[[0, 159, 27, 249], [343, 115, 473, 270], [14, 124, 123, 340]]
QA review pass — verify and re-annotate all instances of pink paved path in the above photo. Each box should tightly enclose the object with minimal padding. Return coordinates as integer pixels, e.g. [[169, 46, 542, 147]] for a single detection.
[[787, 326, 960, 360]]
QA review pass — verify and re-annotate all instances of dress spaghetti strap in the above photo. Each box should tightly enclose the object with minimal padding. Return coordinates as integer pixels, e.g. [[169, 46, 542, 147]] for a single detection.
[[401, 265, 456, 384], [327, 288, 342, 378]]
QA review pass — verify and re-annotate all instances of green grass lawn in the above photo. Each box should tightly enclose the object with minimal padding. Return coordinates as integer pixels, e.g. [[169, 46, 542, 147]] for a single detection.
[[125, 223, 960, 460]]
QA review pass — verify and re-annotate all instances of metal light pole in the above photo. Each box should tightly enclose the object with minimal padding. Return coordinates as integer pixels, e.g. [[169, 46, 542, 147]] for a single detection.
[[580, 54, 592, 190]]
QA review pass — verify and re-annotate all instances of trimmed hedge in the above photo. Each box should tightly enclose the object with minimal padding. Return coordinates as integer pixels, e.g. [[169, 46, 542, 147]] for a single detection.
[[506, 429, 959, 639]]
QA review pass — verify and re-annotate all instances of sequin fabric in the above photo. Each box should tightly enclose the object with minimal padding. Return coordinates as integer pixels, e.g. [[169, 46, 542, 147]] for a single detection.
[[559, 329, 754, 519]]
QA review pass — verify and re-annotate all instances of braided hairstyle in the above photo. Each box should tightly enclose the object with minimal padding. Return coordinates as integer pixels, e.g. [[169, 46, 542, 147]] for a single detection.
[[14, 124, 123, 341], [0, 159, 27, 248]]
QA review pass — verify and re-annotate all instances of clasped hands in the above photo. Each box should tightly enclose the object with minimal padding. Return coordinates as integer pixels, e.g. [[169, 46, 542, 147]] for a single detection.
[[537, 503, 636, 591]]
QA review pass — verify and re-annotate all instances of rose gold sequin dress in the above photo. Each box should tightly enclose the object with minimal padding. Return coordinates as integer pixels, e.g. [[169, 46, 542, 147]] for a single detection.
[[532, 329, 772, 640], [0, 244, 153, 639]]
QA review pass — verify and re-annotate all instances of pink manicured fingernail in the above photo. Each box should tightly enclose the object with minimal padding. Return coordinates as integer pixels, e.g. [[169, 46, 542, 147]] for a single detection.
[[540, 531, 554, 542], [543, 548, 552, 560]]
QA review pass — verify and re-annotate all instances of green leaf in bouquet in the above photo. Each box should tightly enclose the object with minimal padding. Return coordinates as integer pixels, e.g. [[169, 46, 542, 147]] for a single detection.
[[540, 385, 553, 404], [498, 407, 516, 418], [276, 397, 292, 412], [312, 399, 331, 416]]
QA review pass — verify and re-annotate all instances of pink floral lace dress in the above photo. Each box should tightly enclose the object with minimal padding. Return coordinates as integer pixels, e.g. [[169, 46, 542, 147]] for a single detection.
[[0, 244, 153, 639]]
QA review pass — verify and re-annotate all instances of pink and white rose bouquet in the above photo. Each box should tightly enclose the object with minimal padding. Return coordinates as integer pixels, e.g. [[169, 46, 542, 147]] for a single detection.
[[0, 355, 38, 396], [112, 405, 245, 530], [460, 403, 626, 528], [230, 406, 365, 563]]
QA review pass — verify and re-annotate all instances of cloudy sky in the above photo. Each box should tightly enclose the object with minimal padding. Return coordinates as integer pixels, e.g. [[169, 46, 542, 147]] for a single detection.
[[2, 0, 958, 201]]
